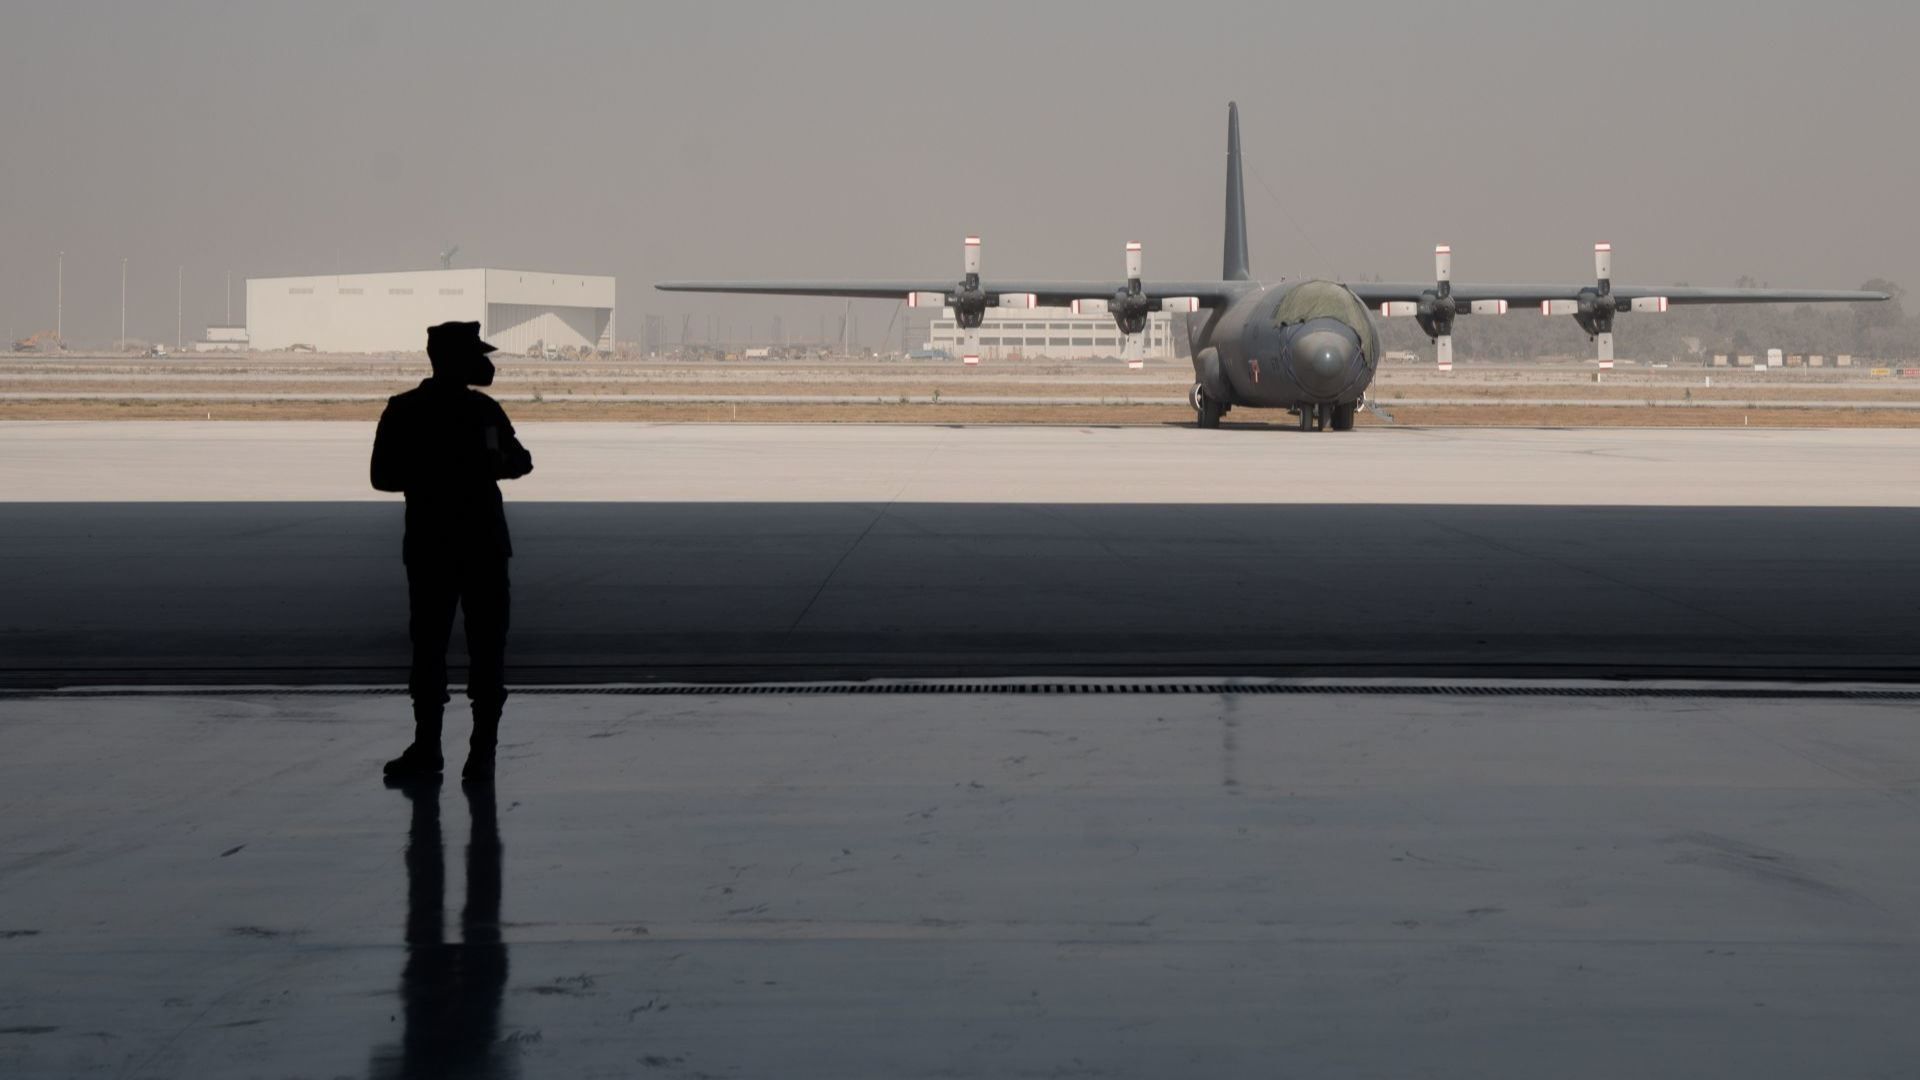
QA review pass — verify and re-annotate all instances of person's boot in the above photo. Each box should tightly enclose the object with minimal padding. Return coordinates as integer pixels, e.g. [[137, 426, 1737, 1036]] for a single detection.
[[383, 704, 444, 779], [463, 703, 500, 783]]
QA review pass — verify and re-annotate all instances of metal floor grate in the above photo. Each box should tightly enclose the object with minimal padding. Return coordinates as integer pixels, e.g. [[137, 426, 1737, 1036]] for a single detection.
[[9, 683, 1920, 702]]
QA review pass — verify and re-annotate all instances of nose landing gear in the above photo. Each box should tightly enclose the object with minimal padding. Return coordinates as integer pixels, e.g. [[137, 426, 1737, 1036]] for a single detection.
[[1296, 402, 1358, 432], [1190, 384, 1226, 429]]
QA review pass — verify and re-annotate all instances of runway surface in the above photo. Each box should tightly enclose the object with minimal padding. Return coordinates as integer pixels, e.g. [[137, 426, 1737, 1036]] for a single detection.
[[5, 686, 1920, 1078], [4, 421, 1918, 504], [2, 424, 1916, 686]]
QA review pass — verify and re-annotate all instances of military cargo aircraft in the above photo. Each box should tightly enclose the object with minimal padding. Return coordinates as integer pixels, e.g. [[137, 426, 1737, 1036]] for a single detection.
[[659, 103, 1887, 431]]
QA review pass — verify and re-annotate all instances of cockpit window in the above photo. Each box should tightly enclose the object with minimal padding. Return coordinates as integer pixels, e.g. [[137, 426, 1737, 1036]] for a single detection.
[[1273, 281, 1378, 360]]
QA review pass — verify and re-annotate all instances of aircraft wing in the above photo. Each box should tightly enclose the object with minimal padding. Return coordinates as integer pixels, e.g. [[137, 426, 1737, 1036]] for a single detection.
[[1351, 282, 1889, 307], [656, 280, 1250, 307]]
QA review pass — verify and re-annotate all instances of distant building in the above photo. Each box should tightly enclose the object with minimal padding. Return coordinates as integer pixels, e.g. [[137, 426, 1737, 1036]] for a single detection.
[[924, 307, 1177, 361], [245, 268, 615, 354], [193, 325, 249, 352]]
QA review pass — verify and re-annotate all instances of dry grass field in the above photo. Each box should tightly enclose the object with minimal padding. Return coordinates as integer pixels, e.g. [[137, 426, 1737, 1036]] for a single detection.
[[4, 353, 1918, 427]]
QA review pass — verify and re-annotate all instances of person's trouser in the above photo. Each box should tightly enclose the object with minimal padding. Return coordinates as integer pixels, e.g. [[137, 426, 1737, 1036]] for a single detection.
[[407, 556, 510, 712]]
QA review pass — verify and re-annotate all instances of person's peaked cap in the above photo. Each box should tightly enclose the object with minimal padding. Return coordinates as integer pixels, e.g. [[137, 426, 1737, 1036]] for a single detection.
[[427, 321, 498, 354]]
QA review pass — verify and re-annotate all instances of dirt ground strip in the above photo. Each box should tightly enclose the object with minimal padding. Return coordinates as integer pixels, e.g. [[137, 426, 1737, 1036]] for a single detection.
[[6, 398, 1920, 428], [4, 354, 1918, 426], [7, 377, 1920, 403]]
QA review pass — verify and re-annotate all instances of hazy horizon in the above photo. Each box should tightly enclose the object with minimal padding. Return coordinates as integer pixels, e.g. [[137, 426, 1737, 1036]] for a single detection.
[[3, 0, 1916, 347]]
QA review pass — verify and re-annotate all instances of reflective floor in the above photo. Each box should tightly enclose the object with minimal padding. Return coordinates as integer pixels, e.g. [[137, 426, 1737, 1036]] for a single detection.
[[5, 686, 1920, 1078]]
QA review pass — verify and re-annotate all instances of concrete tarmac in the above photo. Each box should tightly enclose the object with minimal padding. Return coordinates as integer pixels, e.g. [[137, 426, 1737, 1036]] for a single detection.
[[4, 686, 1920, 1078], [4, 421, 1918, 504], [2, 424, 1916, 686]]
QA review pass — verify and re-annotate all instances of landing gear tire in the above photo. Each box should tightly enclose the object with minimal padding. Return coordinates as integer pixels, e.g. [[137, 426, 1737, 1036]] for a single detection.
[[1296, 408, 1314, 433], [1330, 401, 1356, 431], [1191, 384, 1224, 429]]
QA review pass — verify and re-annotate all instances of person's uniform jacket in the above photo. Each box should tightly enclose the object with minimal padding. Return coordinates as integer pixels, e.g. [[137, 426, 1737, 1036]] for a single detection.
[[370, 378, 534, 563]]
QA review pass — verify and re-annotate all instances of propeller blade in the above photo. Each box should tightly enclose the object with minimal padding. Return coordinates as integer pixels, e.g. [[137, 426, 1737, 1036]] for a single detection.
[[1542, 299, 1579, 316], [1125, 241, 1143, 283], [961, 327, 980, 366], [1435, 244, 1452, 286], [906, 291, 943, 308], [995, 293, 1037, 309], [1122, 331, 1146, 370], [1436, 335, 1454, 372], [1379, 301, 1419, 318], [1469, 299, 1509, 315], [1594, 242, 1612, 287], [1630, 296, 1670, 313], [1160, 296, 1202, 313], [1596, 332, 1615, 368], [964, 235, 981, 277], [1072, 298, 1110, 316]]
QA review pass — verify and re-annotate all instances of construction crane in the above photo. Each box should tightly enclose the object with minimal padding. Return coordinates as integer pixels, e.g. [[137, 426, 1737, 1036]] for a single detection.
[[11, 331, 62, 353]]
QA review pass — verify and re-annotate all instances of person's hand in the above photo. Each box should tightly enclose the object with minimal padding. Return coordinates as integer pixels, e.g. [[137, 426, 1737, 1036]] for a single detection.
[[494, 447, 533, 480]]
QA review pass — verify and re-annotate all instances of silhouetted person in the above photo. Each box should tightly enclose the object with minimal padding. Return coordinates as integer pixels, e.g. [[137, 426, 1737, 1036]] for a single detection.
[[370, 777, 515, 1079], [373, 321, 533, 781]]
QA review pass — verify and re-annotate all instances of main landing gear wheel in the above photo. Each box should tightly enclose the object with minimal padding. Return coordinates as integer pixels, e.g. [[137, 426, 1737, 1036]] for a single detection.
[[1331, 401, 1357, 431], [1191, 384, 1224, 429], [1296, 407, 1314, 433]]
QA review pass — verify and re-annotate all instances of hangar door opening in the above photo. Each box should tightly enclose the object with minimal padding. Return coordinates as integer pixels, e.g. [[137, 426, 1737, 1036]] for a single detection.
[[487, 304, 613, 355]]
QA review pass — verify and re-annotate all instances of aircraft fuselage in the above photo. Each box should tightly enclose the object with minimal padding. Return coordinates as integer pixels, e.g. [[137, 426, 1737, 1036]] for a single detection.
[[1191, 280, 1380, 414]]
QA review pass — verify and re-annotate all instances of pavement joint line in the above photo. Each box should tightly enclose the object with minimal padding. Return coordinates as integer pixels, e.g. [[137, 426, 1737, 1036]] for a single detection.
[[6, 681, 1920, 701], [6, 392, 1920, 410]]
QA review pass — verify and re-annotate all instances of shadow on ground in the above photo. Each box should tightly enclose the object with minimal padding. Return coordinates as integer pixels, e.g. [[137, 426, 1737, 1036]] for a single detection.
[[1, 502, 1915, 686]]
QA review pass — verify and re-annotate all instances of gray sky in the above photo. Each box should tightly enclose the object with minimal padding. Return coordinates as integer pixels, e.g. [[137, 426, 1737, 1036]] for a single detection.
[[3, 0, 1916, 346]]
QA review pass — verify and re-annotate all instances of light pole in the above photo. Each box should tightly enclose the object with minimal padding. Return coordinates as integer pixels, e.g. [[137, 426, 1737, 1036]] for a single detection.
[[119, 257, 128, 350], [225, 270, 232, 325], [176, 264, 183, 350], [55, 251, 63, 344]]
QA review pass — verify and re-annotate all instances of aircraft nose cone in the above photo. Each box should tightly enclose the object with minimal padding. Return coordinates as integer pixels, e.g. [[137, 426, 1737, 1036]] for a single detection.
[[1285, 319, 1362, 397]]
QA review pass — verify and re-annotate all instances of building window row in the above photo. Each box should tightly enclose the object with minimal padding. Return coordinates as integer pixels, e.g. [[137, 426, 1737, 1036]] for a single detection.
[[968, 336, 1145, 347], [976, 321, 1141, 331]]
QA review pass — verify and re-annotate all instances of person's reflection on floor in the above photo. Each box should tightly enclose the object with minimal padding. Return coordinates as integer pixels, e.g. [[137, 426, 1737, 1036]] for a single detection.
[[371, 777, 514, 1079]]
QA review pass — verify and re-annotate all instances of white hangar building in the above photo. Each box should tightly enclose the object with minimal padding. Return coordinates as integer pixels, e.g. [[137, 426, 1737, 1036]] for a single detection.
[[246, 268, 615, 354]]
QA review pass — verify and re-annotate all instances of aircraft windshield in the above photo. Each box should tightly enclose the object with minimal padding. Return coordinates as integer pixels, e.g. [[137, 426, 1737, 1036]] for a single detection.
[[1273, 281, 1379, 357]]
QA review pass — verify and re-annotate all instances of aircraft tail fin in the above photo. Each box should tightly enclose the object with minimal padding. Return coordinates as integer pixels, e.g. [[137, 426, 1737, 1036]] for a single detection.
[[1223, 102, 1250, 282]]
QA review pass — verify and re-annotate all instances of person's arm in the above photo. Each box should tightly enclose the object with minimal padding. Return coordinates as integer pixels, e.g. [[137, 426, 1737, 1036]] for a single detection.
[[488, 405, 533, 481], [370, 400, 408, 492]]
